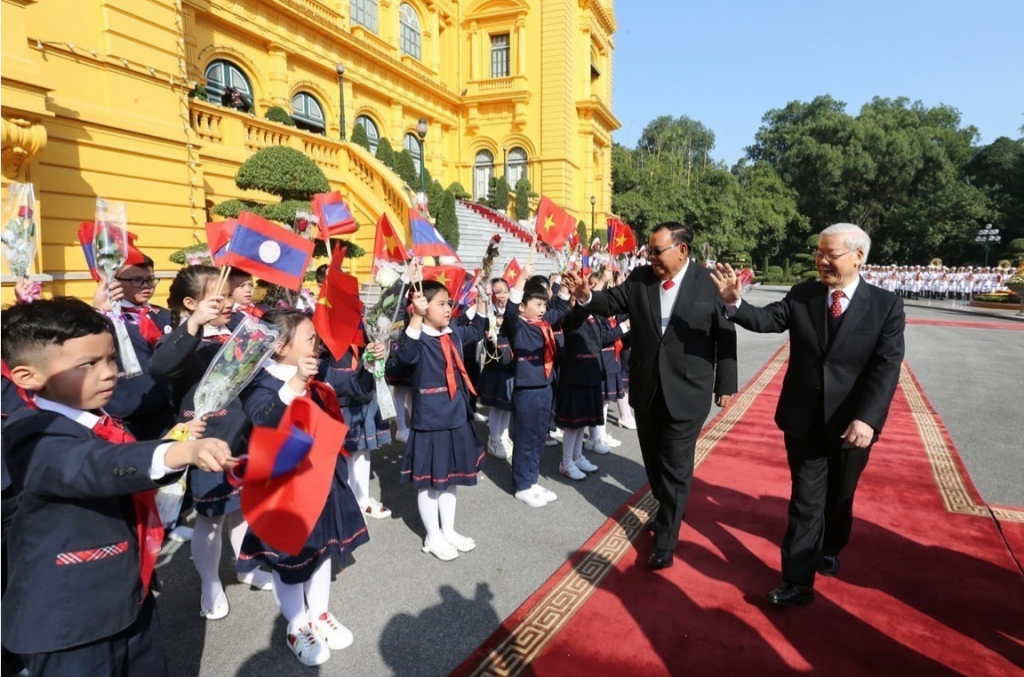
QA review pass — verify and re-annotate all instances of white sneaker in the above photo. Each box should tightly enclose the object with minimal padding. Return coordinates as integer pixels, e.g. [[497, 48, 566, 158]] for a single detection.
[[544, 436, 559, 447], [473, 412, 488, 422], [444, 532, 476, 552], [559, 461, 587, 481], [515, 488, 548, 508], [395, 429, 410, 444], [501, 432, 515, 457], [584, 439, 612, 455], [314, 612, 354, 651], [603, 436, 622, 448], [550, 428, 564, 440], [167, 525, 193, 542], [200, 593, 230, 620], [574, 455, 599, 473], [533, 484, 558, 502], [486, 436, 508, 459], [422, 536, 459, 561], [361, 497, 392, 519], [286, 623, 331, 666], [237, 569, 274, 591], [618, 418, 637, 430]]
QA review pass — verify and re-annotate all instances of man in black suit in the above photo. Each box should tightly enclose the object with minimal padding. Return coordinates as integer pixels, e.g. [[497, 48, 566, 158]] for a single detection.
[[711, 223, 905, 607], [567, 222, 737, 570]]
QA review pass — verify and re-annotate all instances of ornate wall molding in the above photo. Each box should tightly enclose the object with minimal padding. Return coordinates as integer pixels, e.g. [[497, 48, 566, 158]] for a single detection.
[[1, 117, 47, 180]]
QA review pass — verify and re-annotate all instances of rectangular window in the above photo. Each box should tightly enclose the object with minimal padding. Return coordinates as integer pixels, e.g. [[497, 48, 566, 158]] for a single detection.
[[490, 34, 510, 78], [351, 0, 379, 34]]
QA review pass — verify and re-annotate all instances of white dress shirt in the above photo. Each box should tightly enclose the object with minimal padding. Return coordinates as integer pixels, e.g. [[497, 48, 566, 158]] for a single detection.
[[826, 277, 860, 316], [658, 260, 690, 334]]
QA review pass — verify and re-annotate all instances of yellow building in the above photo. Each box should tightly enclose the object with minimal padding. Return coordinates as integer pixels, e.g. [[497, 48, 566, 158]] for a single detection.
[[1, 0, 619, 302]]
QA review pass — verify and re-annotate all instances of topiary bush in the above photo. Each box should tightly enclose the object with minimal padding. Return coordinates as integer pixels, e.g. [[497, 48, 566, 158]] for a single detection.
[[514, 177, 537, 221], [233, 146, 329, 200], [435, 189, 460, 249], [448, 182, 471, 200], [375, 138, 396, 169], [394, 149, 420, 190], [426, 180, 445, 219], [351, 123, 371, 151], [212, 198, 262, 219], [577, 220, 588, 246], [265, 106, 296, 127], [312, 238, 366, 259], [490, 176, 511, 212]]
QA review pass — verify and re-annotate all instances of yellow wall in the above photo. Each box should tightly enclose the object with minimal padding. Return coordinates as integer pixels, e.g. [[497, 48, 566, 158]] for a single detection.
[[1, 0, 619, 304]]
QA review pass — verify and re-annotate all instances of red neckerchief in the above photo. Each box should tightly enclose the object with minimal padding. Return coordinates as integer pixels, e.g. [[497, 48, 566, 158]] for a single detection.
[[122, 306, 163, 346], [203, 333, 231, 345], [439, 334, 477, 400], [523, 317, 556, 379], [25, 400, 163, 599], [236, 304, 264, 318], [608, 317, 624, 362]]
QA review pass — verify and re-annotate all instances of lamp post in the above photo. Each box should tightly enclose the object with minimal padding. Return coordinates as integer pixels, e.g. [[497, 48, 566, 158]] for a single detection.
[[335, 63, 347, 141], [975, 224, 1000, 267], [502, 145, 508, 178], [590, 195, 597, 245], [416, 117, 428, 197]]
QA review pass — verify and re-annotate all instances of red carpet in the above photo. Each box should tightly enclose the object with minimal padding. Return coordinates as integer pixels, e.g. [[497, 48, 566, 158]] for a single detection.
[[906, 317, 1024, 330], [455, 347, 1024, 676]]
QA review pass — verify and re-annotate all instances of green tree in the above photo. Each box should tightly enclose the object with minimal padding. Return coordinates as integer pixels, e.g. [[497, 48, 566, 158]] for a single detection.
[[513, 177, 537, 221], [426, 180, 445, 219], [435, 189, 460, 249], [490, 176, 511, 212], [264, 106, 296, 127], [576, 220, 588, 245], [375, 137, 396, 169], [394, 148, 419, 189], [448, 182, 471, 200], [350, 123, 371, 151]]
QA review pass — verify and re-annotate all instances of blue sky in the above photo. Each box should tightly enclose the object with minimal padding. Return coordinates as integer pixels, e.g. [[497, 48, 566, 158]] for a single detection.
[[611, 0, 1024, 165]]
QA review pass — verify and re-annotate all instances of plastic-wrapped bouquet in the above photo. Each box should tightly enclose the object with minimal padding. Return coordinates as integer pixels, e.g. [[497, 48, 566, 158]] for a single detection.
[[481, 234, 502, 282], [94, 198, 144, 378], [1, 182, 37, 281], [361, 260, 409, 419]]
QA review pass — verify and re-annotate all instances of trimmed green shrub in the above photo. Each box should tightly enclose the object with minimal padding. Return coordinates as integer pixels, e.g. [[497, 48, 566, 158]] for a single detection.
[[426, 180, 445, 219], [211, 199, 262, 219], [375, 138, 396, 169], [351, 123, 371, 151], [766, 265, 784, 277], [448, 182, 471, 200], [577, 220, 588, 245], [265, 106, 296, 127], [233, 146, 329, 200], [394, 149, 420, 190], [490, 176, 511, 212], [513, 177, 536, 221], [169, 243, 214, 265], [312, 238, 366, 259], [188, 84, 208, 100], [435, 189, 460, 249]]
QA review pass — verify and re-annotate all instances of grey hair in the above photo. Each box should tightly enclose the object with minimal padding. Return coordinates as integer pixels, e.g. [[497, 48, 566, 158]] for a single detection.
[[820, 223, 871, 263]]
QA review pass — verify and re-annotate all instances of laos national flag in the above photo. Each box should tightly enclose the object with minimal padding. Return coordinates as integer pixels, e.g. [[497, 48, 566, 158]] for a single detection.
[[410, 208, 459, 260], [311, 191, 357, 240], [225, 212, 314, 291], [77, 222, 146, 281]]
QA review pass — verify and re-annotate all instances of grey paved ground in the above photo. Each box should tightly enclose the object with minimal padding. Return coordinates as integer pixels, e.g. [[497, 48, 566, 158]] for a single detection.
[[158, 287, 1023, 676]]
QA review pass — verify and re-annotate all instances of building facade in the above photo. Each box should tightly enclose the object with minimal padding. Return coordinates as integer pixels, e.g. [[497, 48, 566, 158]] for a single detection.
[[1, 0, 619, 300]]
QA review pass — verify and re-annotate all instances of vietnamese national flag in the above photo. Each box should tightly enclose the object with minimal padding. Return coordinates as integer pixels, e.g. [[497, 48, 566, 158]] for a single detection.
[[534, 196, 576, 250], [205, 219, 237, 266], [313, 243, 364, 361], [607, 218, 637, 255], [78, 222, 146, 281], [372, 213, 408, 270], [312, 191, 357, 240], [423, 265, 467, 302], [410, 208, 459, 260], [502, 258, 522, 285], [454, 268, 481, 314], [224, 212, 314, 291]]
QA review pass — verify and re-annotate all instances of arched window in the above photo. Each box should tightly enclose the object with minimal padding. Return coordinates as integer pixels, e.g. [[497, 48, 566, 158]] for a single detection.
[[399, 4, 422, 60], [474, 150, 495, 200], [204, 60, 253, 112], [355, 115, 380, 154], [404, 133, 423, 176], [291, 92, 326, 135], [506, 147, 528, 187], [350, 0, 378, 33]]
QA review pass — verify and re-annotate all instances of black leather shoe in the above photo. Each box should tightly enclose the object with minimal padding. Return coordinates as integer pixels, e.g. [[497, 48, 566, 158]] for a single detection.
[[818, 554, 840, 577], [648, 548, 674, 570], [766, 583, 814, 607], [644, 518, 655, 533]]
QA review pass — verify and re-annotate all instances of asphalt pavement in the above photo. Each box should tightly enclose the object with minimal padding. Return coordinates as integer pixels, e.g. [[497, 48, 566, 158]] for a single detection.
[[157, 287, 1023, 676]]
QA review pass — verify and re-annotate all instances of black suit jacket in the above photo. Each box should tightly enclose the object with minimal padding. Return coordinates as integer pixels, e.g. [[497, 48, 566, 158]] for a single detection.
[[587, 264, 737, 421], [1, 409, 180, 654], [732, 280, 905, 440]]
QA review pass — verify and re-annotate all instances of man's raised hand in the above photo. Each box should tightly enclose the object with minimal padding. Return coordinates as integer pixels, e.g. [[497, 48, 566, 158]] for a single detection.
[[710, 263, 743, 305]]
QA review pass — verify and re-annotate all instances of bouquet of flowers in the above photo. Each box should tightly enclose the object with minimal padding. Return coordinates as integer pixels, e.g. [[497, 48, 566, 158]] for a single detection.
[[361, 260, 409, 420], [1, 182, 37, 280], [94, 198, 144, 378], [294, 210, 317, 239], [481, 234, 502, 282]]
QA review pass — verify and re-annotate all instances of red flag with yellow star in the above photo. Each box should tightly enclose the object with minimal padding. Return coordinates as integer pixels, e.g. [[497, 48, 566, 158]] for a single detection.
[[422, 265, 467, 301], [313, 242, 364, 361], [534, 196, 577, 250], [607, 218, 637, 255], [372, 213, 408, 269], [502, 257, 522, 285]]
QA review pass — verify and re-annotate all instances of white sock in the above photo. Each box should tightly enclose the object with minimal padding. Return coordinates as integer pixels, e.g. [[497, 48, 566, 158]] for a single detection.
[[272, 572, 308, 635], [438, 487, 459, 539], [562, 428, 581, 466], [394, 386, 410, 432], [227, 511, 247, 560], [573, 427, 587, 462], [588, 425, 600, 442], [417, 488, 442, 543], [303, 559, 332, 622], [618, 396, 633, 424], [596, 404, 609, 440], [488, 410, 502, 440], [500, 410, 512, 436], [346, 450, 371, 505], [192, 514, 226, 605]]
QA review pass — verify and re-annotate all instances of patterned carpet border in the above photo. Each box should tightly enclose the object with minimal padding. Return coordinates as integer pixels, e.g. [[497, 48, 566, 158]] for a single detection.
[[459, 344, 791, 677]]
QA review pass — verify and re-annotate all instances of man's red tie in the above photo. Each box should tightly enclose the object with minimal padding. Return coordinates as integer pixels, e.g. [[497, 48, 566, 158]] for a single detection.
[[92, 415, 164, 599], [830, 290, 846, 318], [122, 306, 163, 346], [524, 318, 557, 379], [662, 280, 675, 291], [439, 334, 477, 400]]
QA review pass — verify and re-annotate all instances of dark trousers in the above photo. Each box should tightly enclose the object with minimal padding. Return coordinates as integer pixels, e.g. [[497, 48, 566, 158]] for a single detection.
[[782, 433, 871, 586], [511, 386, 553, 492], [23, 593, 168, 677], [635, 388, 703, 552]]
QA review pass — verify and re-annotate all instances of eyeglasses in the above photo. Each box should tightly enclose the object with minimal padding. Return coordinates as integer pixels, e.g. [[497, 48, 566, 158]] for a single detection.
[[115, 276, 159, 289], [646, 243, 683, 258], [814, 250, 852, 263]]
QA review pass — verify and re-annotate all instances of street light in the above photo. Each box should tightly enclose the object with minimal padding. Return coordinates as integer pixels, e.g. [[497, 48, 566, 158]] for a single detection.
[[502, 145, 508, 178], [975, 224, 1000, 266], [416, 117, 428, 197], [590, 195, 597, 245], [335, 63, 347, 141]]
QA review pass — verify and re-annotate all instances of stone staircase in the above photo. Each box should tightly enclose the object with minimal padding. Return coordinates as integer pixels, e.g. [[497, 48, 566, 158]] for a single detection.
[[454, 201, 557, 279]]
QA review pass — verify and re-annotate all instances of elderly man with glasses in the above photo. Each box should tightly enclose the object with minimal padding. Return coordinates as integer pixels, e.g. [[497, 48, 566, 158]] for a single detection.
[[566, 222, 738, 571], [712, 223, 906, 607]]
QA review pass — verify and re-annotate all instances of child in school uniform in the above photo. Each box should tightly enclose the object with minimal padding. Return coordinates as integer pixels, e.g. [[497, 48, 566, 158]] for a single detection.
[[502, 264, 572, 507], [394, 280, 489, 561], [319, 339, 393, 520], [237, 309, 369, 667], [1, 297, 232, 677], [226, 269, 267, 330], [150, 265, 273, 621], [478, 277, 515, 459]]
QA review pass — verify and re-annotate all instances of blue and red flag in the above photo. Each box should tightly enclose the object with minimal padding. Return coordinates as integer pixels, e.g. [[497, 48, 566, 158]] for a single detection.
[[311, 191, 358, 240], [224, 212, 314, 291], [410, 208, 459, 260], [77, 222, 146, 281]]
